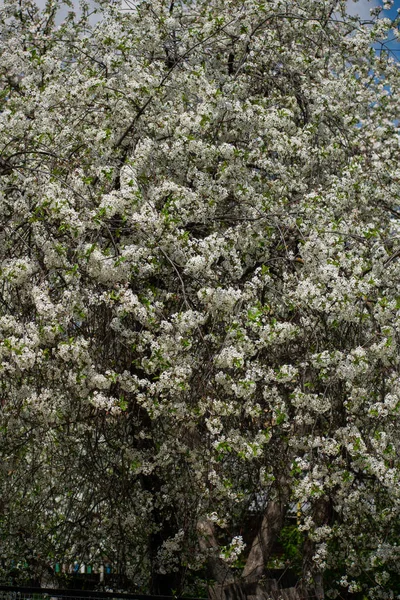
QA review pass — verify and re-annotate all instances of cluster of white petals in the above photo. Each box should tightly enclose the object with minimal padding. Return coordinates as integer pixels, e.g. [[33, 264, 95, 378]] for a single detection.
[[1, 0, 400, 597]]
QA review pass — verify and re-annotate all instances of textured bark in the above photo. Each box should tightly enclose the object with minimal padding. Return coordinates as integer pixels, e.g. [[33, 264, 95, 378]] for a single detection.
[[242, 490, 289, 584], [198, 518, 235, 585], [208, 580, 302, 600], [242, 501, 285, 583], [301, 498, 331, 600], [204, 486, 304, 600]]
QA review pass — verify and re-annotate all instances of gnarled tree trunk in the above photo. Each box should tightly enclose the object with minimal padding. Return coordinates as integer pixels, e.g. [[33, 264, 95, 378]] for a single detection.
[[208, 580, 301, 600], [200, 485, 308, 600]]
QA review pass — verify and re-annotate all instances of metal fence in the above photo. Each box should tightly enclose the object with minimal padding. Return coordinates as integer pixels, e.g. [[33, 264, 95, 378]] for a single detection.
[[0, 586, 202, 600]]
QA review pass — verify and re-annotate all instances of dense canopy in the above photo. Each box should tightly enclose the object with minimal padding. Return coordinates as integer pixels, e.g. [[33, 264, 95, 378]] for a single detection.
[[1, 0, 400, 598]]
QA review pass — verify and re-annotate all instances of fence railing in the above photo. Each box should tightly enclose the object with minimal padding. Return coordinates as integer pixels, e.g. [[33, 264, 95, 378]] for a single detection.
[[0, 586, 202, 600]]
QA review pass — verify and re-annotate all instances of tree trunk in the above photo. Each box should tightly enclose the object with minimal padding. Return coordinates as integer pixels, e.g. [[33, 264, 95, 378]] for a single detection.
[[198, 518, 235, 586], [208, 580, 302, 600], [242, 500, 287, 584], [201, 484, 323, 599], [300, 498, 331, 600]]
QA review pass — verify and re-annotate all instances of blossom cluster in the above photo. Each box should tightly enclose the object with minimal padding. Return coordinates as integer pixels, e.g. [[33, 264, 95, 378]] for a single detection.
[[1, 0, 400, 596]]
